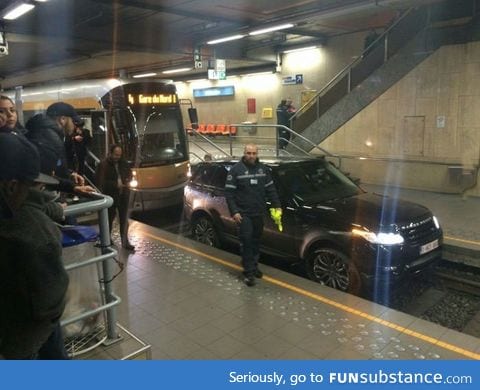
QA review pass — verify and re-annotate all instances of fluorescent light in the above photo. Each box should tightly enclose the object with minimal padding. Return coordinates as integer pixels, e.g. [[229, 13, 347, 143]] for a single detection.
[[162, 68, 192, 74], [2, 3, 35, 20], [34, 0, 49, 2], [249, 23, 294, 36], [132, 72, 157, 78], [207, 35, 245, 45], [283, 45, 317, 54], [243, 71, 274, 77]]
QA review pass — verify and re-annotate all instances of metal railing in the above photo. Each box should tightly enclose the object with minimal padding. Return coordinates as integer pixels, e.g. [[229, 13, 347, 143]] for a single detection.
[[290, 6, 428, 135], [188, 124, 343, 167], [188, 128, 235, 159], [62, 193, 121, 343]]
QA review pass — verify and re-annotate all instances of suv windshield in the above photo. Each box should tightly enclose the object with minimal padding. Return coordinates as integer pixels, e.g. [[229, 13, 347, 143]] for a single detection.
[[274, 160, 361, 204]]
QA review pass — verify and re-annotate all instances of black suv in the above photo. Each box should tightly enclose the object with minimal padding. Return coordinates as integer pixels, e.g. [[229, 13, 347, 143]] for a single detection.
[[184, 157, 442, 294]]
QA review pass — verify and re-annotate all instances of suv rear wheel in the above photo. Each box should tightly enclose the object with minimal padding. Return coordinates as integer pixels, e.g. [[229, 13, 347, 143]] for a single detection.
[[192, 216, 221, 247], [306, 248, 361, 294]]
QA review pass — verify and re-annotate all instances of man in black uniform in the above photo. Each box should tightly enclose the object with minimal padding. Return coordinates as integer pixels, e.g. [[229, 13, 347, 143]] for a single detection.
[[225, 144, 281, 286]]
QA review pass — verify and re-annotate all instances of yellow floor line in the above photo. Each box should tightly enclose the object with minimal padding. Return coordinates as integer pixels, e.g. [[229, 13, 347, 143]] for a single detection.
[[142, 230, 480, 360], [444, 235, 480, 247]]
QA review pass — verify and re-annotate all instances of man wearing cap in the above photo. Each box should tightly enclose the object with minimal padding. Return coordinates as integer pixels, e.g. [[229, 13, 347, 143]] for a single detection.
[[0, 132, 69, 359], [25, 101, 93, 194]]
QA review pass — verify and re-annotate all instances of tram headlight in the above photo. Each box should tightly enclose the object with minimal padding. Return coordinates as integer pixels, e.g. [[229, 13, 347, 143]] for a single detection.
[[129, 170, 138, 188], [187, 162, 192, 178]]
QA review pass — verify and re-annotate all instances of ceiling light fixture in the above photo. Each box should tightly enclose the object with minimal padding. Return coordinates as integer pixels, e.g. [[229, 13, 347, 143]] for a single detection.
[[282, 45, 318, 54], [249, 23, 294, 36], [243, 71, 274, 77], [162, 67, 192, 74], [132, 72, 157, 78], [2, 2, 35, 20], [207, 34, 245, 45]]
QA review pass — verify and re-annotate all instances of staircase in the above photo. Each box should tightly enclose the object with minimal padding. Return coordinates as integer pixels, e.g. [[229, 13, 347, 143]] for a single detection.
[[290, 0, 479, 152]]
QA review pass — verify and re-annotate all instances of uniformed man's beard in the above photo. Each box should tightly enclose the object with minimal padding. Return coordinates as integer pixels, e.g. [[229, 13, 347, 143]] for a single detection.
[[244, 157, 256, 166]]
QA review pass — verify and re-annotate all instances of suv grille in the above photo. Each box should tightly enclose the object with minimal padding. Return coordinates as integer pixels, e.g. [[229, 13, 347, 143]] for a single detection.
[[397, 216, 439, 246]]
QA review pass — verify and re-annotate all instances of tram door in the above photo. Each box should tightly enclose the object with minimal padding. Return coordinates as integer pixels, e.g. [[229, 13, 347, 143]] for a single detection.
[[84, 110, 108, 184]]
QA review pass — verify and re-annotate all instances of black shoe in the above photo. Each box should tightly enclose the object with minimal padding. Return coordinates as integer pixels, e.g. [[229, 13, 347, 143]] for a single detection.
[[123, 243, 135, 251], [243, 275, 256, 287], [254, 269, 263, 279]]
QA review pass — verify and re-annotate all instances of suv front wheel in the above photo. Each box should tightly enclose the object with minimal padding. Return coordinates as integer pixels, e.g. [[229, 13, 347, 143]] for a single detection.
[[306, 247, 361, 294], [192, 216, 221, 247]]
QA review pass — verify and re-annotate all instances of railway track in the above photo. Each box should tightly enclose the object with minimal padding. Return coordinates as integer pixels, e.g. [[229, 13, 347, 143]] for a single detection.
[[386, 261, 480, 338], [434, 268, 480, 297]]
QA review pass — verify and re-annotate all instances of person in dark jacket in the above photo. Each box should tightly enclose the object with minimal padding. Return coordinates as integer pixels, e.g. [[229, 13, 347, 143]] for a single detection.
[[25, 102, 94, 195], [225, 143, 281, 286], [276, 98, 295, 149], [0, 132, 69, 359], [65, 117, 91, 175], [95, 144, 135, 251]]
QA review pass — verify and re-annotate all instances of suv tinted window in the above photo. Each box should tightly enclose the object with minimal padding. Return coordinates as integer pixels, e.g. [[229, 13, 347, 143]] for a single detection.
[[210, 165, 228, 188], [191, 164, 217, 186], [274, 160, 361, 203]]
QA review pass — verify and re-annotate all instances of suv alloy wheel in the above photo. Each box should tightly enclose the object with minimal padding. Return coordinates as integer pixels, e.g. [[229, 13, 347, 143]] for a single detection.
[[306, 247, 361, 294], [192, 216, 221, 247]]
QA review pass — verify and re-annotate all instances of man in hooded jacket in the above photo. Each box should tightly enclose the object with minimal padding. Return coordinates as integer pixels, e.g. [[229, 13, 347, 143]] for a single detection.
[[25, 102, 93, 195]]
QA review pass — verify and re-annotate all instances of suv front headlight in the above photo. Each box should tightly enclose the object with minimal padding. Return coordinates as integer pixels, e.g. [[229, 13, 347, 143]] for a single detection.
[[352, 228, 404, 245]]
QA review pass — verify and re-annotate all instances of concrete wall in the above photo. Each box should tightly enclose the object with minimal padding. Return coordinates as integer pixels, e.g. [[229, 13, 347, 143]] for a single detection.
[[319, 42, 480, 195], [175, 32, 364, 141]]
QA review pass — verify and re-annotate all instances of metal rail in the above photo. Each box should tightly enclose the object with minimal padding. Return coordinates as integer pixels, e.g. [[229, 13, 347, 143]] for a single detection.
[[290, 7, 418, 127], [230, 123, 342, 166], [434, 270, 480, 297], [61, 193, 121, 343]]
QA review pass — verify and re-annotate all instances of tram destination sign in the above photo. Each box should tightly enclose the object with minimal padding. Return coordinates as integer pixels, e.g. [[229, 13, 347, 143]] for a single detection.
[[127, 93, 177, 105]]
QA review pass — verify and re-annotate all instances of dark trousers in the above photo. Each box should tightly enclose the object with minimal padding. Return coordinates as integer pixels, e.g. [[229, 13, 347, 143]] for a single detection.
[[278, 128, 290, 149], [108, 191, 130, 246], [239, 215, 264, 276], [76, 152, 86, 175], [37, 322, 69, 360]]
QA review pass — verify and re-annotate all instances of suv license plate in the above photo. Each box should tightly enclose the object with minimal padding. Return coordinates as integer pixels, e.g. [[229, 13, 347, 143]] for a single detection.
[[419, 239, 439, 255]]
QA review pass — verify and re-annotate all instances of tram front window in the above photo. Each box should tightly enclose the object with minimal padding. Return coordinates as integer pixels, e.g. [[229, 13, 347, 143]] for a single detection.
[[138, 109, 186, 165]]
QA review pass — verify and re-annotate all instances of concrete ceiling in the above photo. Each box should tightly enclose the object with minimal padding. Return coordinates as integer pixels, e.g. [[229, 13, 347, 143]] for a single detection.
[[0, 0, 442, 88]]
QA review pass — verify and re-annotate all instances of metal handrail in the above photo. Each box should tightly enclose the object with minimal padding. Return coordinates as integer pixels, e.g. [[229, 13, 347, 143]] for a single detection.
[[290, 6, 417, 124], [332, 153, 480, 168], [188, 128, 231, 157], [231, 123, 341, 165], [62, 193, 120, 343]]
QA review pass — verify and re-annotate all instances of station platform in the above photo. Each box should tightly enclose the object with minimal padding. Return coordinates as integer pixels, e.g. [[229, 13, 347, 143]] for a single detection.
[[85, 220, 480, 360]]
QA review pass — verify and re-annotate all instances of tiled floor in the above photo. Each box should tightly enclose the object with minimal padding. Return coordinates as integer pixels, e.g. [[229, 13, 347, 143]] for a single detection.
[[75, 220, 480, 360]]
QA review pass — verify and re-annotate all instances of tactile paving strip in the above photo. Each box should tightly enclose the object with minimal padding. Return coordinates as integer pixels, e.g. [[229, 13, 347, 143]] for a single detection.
[[123, 233, 444, 360]]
